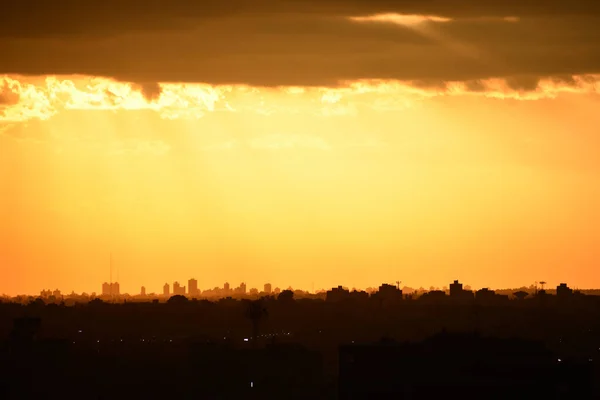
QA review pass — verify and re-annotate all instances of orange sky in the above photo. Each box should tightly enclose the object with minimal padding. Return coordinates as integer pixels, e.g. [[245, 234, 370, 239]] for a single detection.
[[2, 7, 600, 295], [2, 74, 600, 295]]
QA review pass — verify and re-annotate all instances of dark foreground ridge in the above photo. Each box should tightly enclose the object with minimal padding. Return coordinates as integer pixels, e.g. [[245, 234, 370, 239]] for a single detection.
[[1, 282, 599, 399]]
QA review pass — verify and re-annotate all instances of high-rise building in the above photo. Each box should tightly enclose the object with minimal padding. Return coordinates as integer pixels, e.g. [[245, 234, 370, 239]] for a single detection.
[[173, 282, 186, 296], [102, 282, 120, 296], [141, 286, 146, 296], [163, 283, 170, 297], [449, 280, 463, 297], [188, 278, 199, 297], [102, 282, 111, 296], [264, 283, 272, 294], [556, 283, 573, 299], [224, 282, 230, 292], [239, 282, 247, 294]]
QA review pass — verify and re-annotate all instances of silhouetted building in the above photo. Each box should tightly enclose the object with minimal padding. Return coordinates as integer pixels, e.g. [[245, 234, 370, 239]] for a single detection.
[[375, 283, 403, 303], [450, 280, 463, 296], [163, 283, 170, 297], [102, 282, 111, 296], [557, 283, 573, 300], [476, 287, 495, 301], [418, 290, 447, 304], [173, 282, 186, 296], [224, 282, 230, 292], [449, 279, 474, 302], [188, 278, 199, 297], [102, 282, 120, 296], [140, 286, 146, 296], [264, 283, 272, 294], [326, 286, 350, 302], [350, 290, 369, 301], [236, 282, 247, 294]]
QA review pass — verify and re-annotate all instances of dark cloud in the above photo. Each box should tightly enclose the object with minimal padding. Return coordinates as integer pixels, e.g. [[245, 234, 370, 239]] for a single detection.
[[505, 76, 541, 91], [1, 2, 600, 86], [2, 0, 600, 39]]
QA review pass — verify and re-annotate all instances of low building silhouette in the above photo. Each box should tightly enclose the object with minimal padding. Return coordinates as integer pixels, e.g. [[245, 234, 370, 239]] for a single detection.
[[326, 286, 350, 302]]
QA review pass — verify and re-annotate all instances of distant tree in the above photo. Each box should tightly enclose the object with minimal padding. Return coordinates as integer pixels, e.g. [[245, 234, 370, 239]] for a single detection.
[[513, 291, 528, 301], [89, 298, 105, 306], [167, 295, 188, 305], [464, 285, 472, 291], [28, 298, 45, 307], [277, 290, 294, 303]]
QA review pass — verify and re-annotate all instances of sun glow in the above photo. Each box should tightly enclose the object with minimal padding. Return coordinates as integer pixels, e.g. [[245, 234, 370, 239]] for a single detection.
[[2, 72, 600, 295]]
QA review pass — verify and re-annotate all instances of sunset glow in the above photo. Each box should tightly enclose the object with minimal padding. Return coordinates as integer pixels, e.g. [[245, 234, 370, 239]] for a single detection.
[[2, 2, 600, 295]]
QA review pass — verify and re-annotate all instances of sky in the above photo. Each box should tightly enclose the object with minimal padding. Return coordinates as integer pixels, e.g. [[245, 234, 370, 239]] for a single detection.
[[2, 1, 600, 295]]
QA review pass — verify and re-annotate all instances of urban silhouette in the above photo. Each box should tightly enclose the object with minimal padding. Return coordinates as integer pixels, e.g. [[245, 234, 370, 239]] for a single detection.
[[1, 280, 599, 398]]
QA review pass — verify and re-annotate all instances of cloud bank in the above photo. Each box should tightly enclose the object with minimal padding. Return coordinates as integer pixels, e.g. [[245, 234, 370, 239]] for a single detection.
[[2, 1, 600, 86], [1, 75, 599, 124]]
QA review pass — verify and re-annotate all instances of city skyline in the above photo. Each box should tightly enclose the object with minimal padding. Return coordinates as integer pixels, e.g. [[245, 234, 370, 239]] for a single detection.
[[23, 279, 593, 299]]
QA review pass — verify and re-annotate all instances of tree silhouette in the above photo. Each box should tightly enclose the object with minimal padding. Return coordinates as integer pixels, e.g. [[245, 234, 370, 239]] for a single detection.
[[513, 291, 528, 301], [277, 289, 294, 303], [28, 298, 45, 308], [244, 299, 268, 348], [167, 295, 188, 305], [88, 298, 105, 308]]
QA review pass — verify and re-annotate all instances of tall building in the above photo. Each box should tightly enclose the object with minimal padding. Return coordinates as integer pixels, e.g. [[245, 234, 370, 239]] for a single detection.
[[224, 282, 230, 292], [239, 282, 247, 294], [102, 282, 120, 296], [173, 282, 186, 296], [188, 278, 199, 297], [326, 286, 350, 302], [556, 283, 573, 300], [264, 283, 272, 294], [102, 282, 111, 296], [141, 286, 146, 296], [163, 283, 170, 297], [449, 280, 463, 297]]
